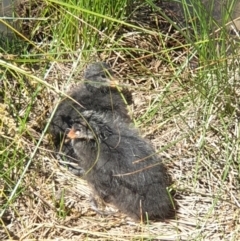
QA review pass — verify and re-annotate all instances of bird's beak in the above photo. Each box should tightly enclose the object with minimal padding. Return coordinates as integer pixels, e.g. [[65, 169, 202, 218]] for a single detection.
[[108, 77, 122, 90], [67, 128, 77, 139]]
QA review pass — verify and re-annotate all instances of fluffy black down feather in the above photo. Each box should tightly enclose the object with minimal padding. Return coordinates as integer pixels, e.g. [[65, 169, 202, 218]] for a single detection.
[[49, 62, 132, 174], [68, 111, 172, 221]]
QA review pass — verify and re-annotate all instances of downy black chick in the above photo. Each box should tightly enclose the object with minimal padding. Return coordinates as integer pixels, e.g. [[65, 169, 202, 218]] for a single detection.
[[67, 110, 172, 221], [49, 62, 132, 175]]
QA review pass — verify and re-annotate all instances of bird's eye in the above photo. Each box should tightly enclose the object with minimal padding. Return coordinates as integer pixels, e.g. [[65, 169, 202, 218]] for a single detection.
[[74, 125, 83, 132], [75, 130, 81, 136]]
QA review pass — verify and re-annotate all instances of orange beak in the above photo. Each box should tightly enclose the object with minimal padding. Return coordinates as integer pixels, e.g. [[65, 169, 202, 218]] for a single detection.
[[108, 77, 122, 90], [67, 128, 77, 139]]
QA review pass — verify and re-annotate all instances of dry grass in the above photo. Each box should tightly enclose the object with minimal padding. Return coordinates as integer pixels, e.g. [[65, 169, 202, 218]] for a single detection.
[[1, 0, 240, 240]]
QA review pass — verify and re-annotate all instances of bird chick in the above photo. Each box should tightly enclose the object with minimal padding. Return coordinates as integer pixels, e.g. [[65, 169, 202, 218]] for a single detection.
[[49, 62, 132, 175], [67, 110, 172, 221]]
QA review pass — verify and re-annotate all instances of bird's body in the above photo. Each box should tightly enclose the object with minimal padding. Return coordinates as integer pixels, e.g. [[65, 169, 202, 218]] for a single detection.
[[67, 111, 172, 221], [49, 63, 132, 174]]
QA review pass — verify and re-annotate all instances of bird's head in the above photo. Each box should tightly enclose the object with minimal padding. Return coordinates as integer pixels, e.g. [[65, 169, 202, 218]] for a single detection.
[[67, 121, 96, 142], [66, 111, 113, 144], [84, 62, 119, 92]]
